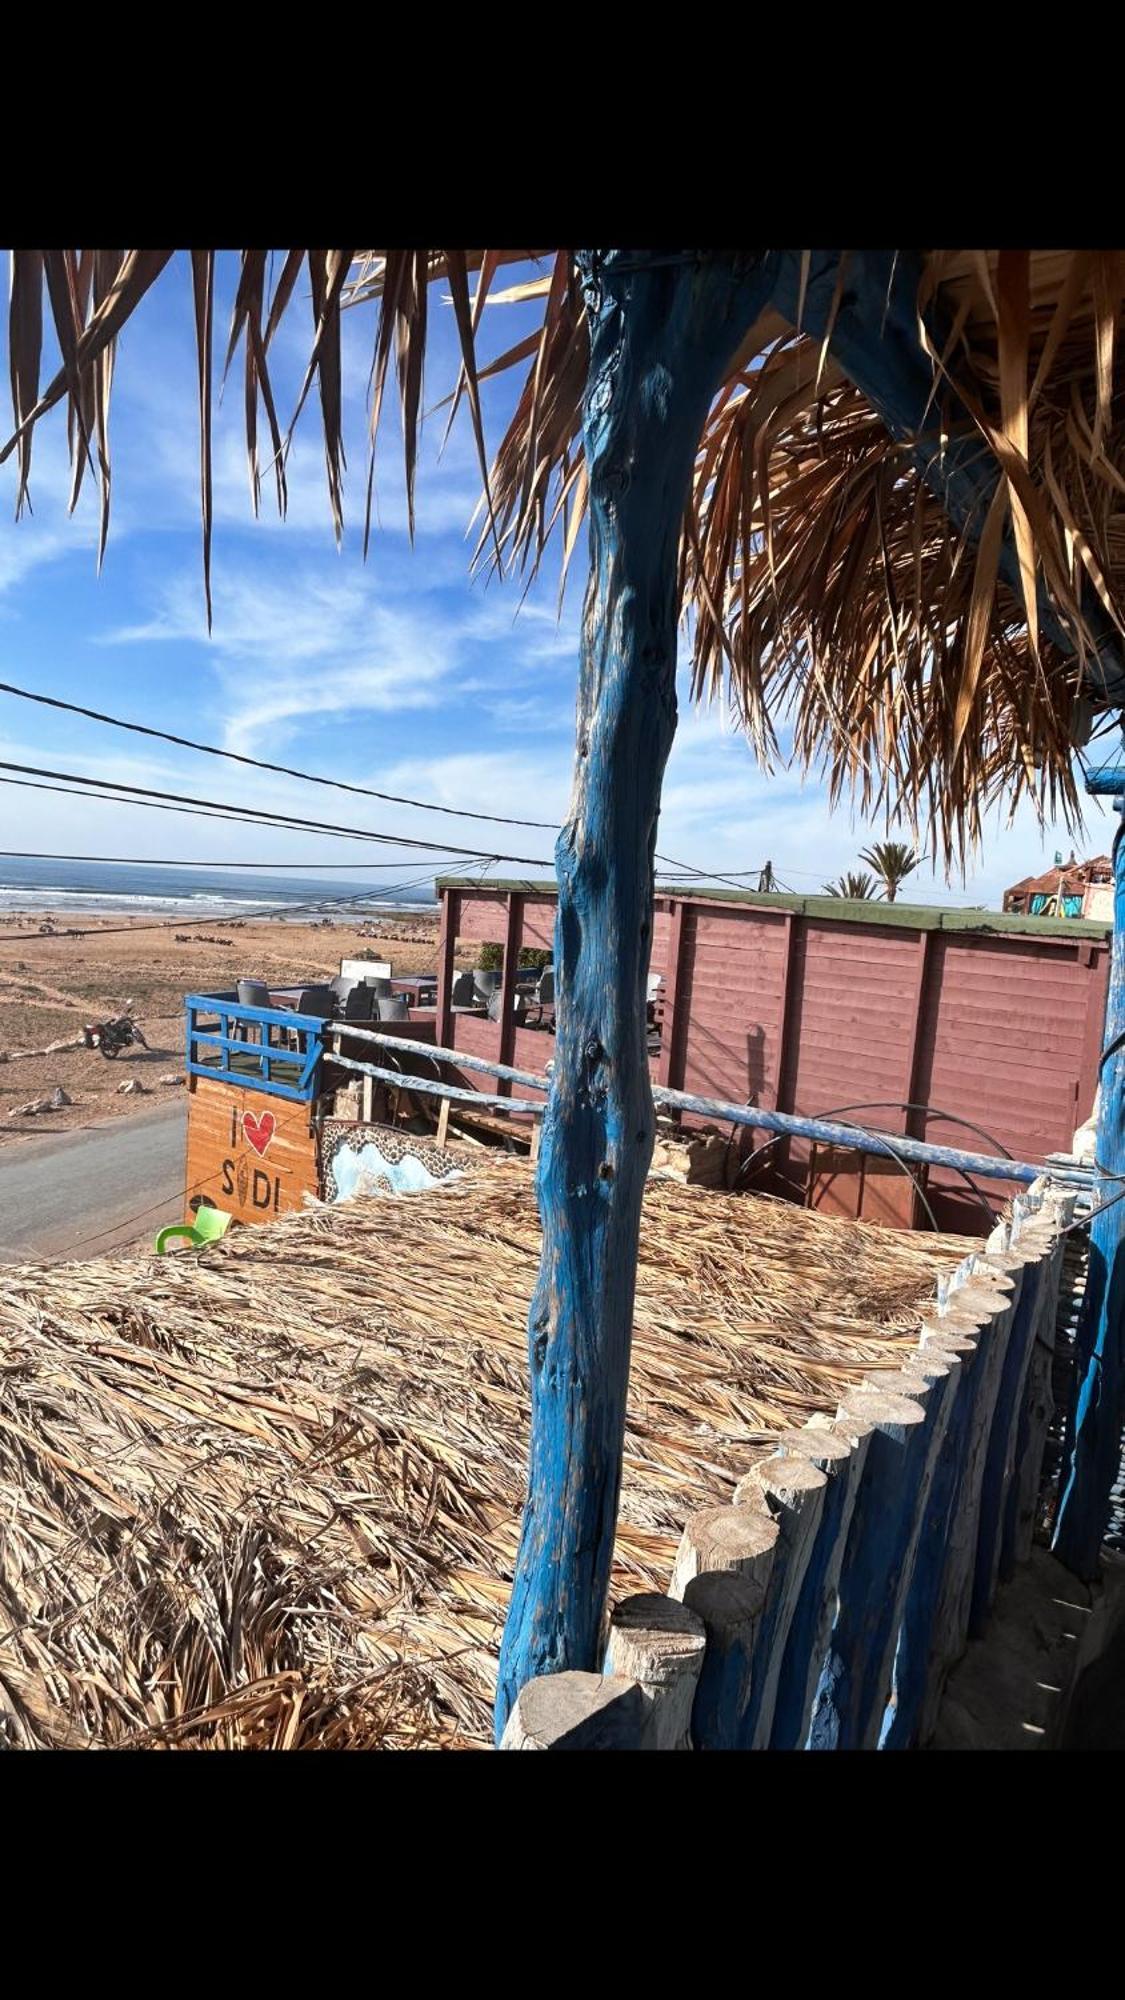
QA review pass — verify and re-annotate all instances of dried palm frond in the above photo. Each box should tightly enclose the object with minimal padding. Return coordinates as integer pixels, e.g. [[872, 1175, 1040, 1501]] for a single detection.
[[0, 1160, 972, 1750], [4, 247, 1125, 866]]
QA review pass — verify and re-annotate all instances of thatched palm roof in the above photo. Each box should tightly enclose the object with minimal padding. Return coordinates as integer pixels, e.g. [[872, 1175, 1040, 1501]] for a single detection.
[[0, 1163, 971, 1750], [4, 248, 1124, 864]]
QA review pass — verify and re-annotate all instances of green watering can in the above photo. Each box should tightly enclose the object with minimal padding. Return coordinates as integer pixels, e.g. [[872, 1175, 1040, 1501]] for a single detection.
[[155, 1205, 233, 1254]]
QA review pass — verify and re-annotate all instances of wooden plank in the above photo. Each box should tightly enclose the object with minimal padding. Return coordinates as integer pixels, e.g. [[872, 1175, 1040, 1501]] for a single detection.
[[496, 891, 523, 1099], [435, 887, 459, 1051], [436, 1094, 451, 1148], [184, 1075, 318, 1226], [655, 897, 687, 1089]]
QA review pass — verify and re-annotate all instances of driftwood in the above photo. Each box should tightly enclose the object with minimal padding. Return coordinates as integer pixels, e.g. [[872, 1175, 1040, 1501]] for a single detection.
[[0, 1033, 85, 1063]]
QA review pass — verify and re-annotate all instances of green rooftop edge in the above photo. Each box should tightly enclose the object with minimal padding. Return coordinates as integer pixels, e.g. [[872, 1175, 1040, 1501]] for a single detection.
[[435, 875, 1111, 942]]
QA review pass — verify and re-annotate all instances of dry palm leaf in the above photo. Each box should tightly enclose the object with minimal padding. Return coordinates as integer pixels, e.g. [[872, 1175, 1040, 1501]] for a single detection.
[[0, 1159, 972, 1750], [3, 247, 1125, 866]]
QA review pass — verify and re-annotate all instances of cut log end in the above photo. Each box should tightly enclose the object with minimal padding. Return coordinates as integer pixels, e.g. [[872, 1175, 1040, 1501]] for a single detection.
[[736, 1452, 827, 1509], [500, 1671, 646, 1750], [669, 1502, 778, 1601]]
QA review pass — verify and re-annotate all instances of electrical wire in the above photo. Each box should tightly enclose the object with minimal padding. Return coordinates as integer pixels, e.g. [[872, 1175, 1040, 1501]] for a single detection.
[[0, 849, 469, 870], [0, 760, 555, 866], [0, 678, 560, 830], [0, 676, 799, 891]]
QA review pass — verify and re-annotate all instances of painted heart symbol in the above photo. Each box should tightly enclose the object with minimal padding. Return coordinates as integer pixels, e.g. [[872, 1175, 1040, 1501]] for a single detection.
[[243, 1109, 276, 1157]]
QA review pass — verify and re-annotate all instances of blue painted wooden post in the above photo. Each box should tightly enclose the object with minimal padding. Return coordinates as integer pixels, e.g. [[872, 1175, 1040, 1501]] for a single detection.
[[493, 250, 777, 1741], [807, 1363, 955, 1750], [1054, 769, 1125, 1579], [769, 1427, 870, 1751], [968, 1257, 1043, 1637], [878, 1354, 978, 1749]]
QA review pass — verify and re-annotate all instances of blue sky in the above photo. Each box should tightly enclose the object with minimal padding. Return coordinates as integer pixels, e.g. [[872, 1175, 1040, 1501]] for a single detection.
[[0, 252, 1110, 903]]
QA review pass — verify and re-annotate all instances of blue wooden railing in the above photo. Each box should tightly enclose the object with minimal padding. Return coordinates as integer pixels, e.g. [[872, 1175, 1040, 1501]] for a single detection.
[[184, 994, 326, 1102]]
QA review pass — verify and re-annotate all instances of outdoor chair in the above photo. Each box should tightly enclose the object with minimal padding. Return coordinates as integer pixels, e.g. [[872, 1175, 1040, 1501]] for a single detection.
[[234, 978, 271, 1045], [526, 966, 555, 1027], [340, 983, 375, 1022], [295, 986, 336, 1018], [376, 995, 410, 1022], [474, 969, 501, 1002], [450, 971, 477, 1010]]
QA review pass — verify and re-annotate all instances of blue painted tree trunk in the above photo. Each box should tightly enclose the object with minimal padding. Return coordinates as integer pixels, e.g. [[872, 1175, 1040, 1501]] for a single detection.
[[1053, 805, 1125, 1579], [494, 250, 775, 1740]]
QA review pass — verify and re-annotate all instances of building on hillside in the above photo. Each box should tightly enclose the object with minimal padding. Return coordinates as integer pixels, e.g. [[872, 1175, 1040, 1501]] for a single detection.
[[1003, 852, 1113, 920]]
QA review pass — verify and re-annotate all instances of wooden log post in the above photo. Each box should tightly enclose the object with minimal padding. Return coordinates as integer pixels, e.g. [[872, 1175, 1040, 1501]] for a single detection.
[[682, 1571, 764, 1751], [968, 1231, 1055, 1638], [807, 1363, 957, 1751], [1054, 802, 1125, 1580], [500, 1671, 646, 1749], [494, 250, 777, 1740], [732, 1452, 827, 1748], [768, 1418, 873, 1751], [916, 1278, 1020, 1743], [434, 887, 459, 1053], [668, 1502, 777, 1749], [606, 1593, 707, 1749], [879, 1319, 992, 1749], [1003, 1228, 1067, 1576]]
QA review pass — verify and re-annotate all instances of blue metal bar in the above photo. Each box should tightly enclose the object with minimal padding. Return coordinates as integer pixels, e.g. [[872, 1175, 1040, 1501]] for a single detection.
[[1053, 789, 1125, 1576], [333, 1023, 1056, 1186]]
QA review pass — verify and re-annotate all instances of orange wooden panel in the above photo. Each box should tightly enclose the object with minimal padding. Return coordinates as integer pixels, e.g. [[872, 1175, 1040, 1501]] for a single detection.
[[185, 1076, 319, 1226]]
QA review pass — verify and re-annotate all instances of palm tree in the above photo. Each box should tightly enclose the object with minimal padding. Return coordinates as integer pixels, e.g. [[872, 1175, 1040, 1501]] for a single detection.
[[858, 841, 921, 903], [823, 872, 880, 900], [4, 248, 1125, 1706]]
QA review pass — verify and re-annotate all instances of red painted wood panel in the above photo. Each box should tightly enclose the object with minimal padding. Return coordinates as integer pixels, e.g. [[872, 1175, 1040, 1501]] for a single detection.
[[454, 895, 513, 943], [438, 884, 1111, 1234], [678, 906, 791, 1106]]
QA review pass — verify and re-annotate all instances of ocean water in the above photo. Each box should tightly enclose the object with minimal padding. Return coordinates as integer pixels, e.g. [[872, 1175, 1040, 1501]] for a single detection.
[[0, 857, 438, 921]]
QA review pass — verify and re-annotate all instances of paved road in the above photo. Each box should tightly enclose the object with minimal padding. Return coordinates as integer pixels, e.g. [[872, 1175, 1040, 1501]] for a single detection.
[[0, 1099, 187, 1262]]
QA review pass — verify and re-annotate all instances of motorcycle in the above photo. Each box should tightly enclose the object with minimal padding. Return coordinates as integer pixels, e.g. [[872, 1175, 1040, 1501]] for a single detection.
[[82, 1014, 149, 1060]]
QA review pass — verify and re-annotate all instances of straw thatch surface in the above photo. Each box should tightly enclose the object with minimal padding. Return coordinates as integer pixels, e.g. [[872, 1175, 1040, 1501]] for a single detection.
[[0, 1162, 973, 1751]]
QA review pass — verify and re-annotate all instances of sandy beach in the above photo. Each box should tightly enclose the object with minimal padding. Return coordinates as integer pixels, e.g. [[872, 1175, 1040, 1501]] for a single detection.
[[0, 907, 454, 1147]]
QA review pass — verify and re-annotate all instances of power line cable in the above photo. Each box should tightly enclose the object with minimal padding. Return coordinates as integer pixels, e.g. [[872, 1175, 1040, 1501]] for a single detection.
[[0, 849, 469, 870], [0, 679, 559, 830], [0, 676, 775, 889], [0, 759, 555, 866]]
